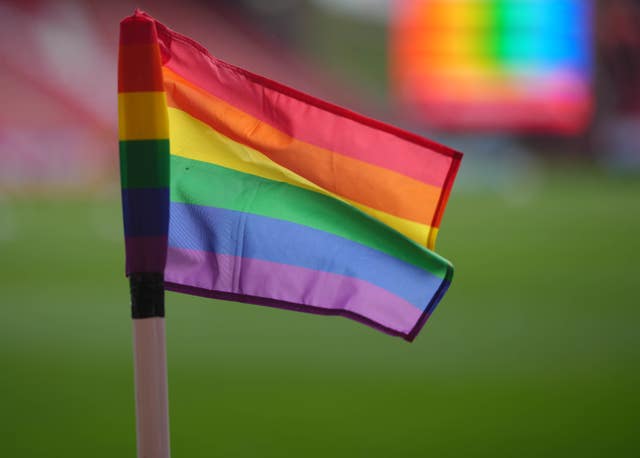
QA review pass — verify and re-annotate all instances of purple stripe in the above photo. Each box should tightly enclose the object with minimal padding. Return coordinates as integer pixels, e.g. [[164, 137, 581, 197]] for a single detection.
[[125, 236, 168, 274], [164, 246, 424, 335]]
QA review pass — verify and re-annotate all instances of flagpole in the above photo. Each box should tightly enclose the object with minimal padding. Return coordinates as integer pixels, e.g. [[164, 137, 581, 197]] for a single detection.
[[130, 273, 171, 458]]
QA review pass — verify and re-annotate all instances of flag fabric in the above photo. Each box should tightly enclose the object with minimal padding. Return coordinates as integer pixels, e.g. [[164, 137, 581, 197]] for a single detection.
[[118, 11, 462, 341]]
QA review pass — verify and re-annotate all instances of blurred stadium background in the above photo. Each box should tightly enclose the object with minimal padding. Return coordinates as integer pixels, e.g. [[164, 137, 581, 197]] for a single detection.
[[1, 0, 638, 456]]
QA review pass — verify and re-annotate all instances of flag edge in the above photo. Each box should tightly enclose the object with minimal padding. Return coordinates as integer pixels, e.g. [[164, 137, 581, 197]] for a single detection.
[[164, 260, 452, 342]]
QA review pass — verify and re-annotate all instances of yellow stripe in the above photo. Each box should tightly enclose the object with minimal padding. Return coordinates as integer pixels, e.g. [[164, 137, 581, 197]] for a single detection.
[[168, 107, 433, 246], [118, 92, 169, 140], [427, 227, 439, 249]]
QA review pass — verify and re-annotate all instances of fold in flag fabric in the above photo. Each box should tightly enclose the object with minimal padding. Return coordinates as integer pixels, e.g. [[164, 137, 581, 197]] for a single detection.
[[118, 10, 462, 341]]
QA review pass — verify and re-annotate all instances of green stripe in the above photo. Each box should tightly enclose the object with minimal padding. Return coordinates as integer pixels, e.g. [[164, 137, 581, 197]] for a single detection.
[[119, 140, 170, 189], [169, 154, 451, 278]]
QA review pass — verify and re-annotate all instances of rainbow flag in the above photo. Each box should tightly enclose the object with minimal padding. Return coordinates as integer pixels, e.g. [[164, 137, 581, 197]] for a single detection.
[[118, 11, 462, 341]]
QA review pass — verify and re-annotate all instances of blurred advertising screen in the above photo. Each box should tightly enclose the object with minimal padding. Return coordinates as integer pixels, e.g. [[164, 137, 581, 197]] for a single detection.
[[390, 0, 594, 134]]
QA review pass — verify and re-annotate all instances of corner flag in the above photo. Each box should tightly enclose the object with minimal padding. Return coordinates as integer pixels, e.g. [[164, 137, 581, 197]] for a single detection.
[[119, 10, 462, 341]]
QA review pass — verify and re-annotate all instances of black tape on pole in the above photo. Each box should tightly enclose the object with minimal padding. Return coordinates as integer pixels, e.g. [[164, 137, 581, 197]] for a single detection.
[[130, 272, 165, 319]]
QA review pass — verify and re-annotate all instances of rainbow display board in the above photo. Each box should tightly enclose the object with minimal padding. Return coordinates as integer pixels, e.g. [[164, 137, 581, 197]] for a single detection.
[[391, 0, 593, 134]]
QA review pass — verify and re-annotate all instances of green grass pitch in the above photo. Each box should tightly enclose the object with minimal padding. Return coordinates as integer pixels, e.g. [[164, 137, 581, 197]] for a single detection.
[[1, 168, 638, 457]]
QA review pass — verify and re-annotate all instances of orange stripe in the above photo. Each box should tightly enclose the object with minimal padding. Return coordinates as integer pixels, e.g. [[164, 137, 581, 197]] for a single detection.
[[162, 67, 442, 224]]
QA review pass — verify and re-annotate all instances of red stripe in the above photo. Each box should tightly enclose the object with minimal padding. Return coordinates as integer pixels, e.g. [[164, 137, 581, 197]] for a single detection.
[[433, 153, 461, 228], [119, 10, 160, 46], [118, 43, 164, 93], [151, 18, 462, 188]]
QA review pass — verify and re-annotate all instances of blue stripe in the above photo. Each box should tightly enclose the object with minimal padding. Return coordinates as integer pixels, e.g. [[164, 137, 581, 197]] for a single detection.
[[122, 188, 169, 237], [168, 202, 444, 310]]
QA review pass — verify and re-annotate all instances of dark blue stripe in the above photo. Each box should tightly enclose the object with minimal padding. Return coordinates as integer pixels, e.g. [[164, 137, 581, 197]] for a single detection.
[[168, 202, 444, 310], [122, 188, 169, 237]]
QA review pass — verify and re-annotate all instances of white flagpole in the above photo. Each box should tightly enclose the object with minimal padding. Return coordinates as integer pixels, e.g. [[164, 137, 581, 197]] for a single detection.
[[130, 273, 171, 458]]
